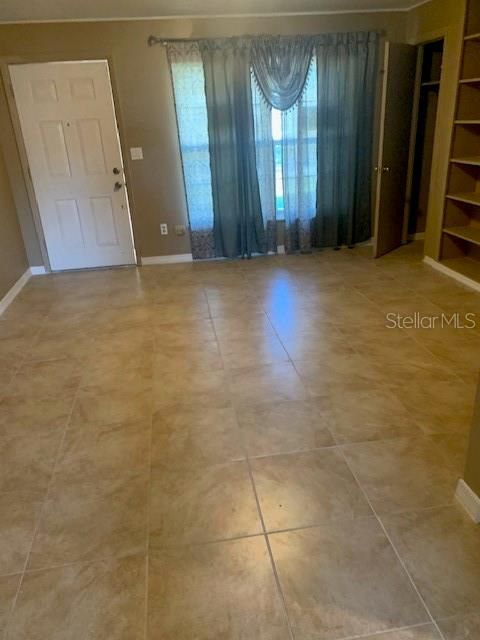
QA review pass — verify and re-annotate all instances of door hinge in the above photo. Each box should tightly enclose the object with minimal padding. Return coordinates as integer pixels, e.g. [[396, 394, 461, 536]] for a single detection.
[[8, 82, 14, 99], [27, 165, 32, 181]]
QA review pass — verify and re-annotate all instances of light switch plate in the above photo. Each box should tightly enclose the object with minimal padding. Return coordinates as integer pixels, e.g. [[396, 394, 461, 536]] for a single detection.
[[130, 147, 143, 160]]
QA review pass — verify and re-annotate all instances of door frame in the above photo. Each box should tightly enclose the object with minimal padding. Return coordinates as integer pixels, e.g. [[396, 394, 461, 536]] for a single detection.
[[372, 41, 390, 258], [401, 34, 446, 245], [1, 53, 140, 272]]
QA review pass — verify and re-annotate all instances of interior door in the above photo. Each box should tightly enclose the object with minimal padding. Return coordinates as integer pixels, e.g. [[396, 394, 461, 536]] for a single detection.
[[373, 42, 417, 258], [10, 60, 136, 271]]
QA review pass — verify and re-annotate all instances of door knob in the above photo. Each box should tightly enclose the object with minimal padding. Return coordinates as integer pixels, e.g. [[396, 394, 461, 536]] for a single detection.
[[114, 181, 123, 191], [382, 166, 391, 173]]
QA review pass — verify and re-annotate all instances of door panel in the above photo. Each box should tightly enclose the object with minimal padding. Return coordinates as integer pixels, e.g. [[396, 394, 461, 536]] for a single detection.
[[10, 60, 135, 271], [373, 42, 417, 258]]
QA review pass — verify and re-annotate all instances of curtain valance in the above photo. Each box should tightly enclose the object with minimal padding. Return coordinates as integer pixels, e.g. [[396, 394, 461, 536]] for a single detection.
[[250, 37, 315, 111], [166, 32, 378, 112]]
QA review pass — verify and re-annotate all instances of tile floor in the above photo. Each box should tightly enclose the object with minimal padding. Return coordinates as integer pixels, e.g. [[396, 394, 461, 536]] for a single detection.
[[0, 242, 479, 639]]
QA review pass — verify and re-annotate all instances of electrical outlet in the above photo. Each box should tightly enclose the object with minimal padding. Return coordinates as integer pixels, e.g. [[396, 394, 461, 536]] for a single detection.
[[160, 223, 168, 235]]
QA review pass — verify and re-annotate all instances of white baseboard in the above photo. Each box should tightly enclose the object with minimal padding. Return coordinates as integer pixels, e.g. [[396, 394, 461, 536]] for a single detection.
[[423, 256, 480, 293], [0, 266, 47, 317], [0, 268, 31, 316], [30, 265, 46, 275], [455, 479, 480, 523], [141, 253, 193, 265]]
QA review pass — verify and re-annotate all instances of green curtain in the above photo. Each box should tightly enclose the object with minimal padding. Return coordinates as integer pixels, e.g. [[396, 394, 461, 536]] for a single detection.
[[199, 40, 267, 259], [314, 32, 379, 248]]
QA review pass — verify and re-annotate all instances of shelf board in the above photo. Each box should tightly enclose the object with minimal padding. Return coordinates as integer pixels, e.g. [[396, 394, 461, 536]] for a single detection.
[[460, 77, 480, 84], [450, 156, 480, 166], [446, 192, 480, 206], [443, 226, 480, 246], [455, 119, 480, 124], [464, 32, 480, 41]]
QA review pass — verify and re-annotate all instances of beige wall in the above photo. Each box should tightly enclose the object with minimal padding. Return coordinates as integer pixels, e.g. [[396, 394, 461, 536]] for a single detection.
[[0, 13, 407, 264], [407, 0, 466, 260], [465, 378, 480, 497], [0, 129, 28, 299]]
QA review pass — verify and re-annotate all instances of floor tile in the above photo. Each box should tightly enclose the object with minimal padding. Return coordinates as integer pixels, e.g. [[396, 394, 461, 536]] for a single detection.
[[0, 431, 61, 493], [151, 302, 210, 325], [91, 326, 154, 355], [429, 433, 469, 476], [148, 537, 289, 639], [0, 492, 43, 576], [6, 555, 145, 640], [0, 244, 477, 639], [342, 436, 458, 514], [237, 400, 335, 456], [0, 574, 20, 636], [397, 379, 475, 435], [153, 368, 230, 409], [251, 449, 371, 531], [437, 612, 480, 639], [219, 334, 289, 371], [152, 319, 217, 347], [55, 419, 151, 483], [270, 519, 429, 640], [149, 461, 261, 546], [212, 312, 274, 339], [13, 359, 81, 400], [293, 353, 385, 397], [27, 330, 94, 364], [151, 406, 243, 468], [0, 394, 74, 438], [382, 506, 480, 619], [70, 388, 152, 426], [323, 387, 421, 444], [80, 363, 152, 395], [153, 342, 224, 374], [229, 362, 307, 407], [28, 473, 147, 569]]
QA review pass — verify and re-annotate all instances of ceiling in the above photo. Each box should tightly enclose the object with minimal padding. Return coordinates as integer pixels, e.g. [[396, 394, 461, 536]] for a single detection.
[[0, 0, 427, 23]]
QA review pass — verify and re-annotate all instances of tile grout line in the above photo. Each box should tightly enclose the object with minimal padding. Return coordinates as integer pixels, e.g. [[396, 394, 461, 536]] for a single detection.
[[338, 447, 447, 640], [143, 351, 155, 640], [0, 312, 49, 402], [2, 376, 82, 640], [206, 282, 299, 638], [315, 620, 440, 640], [244, 454, 295, 640]]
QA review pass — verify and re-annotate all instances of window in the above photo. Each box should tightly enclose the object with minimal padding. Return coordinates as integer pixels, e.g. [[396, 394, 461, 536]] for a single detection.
[[272, 108, 285, 218]]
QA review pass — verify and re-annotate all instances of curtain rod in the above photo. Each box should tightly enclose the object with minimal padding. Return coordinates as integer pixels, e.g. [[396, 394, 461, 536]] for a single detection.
[[148, 36, 195, 46], [147, 30, 383, 46]]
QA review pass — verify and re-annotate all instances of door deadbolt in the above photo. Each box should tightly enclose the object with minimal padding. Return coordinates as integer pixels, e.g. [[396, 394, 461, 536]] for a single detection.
[[113, 167, 121, 175]]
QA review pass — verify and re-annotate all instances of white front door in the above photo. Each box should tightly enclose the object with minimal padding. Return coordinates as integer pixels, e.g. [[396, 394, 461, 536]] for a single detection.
[[10, 60, 136, 271]]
